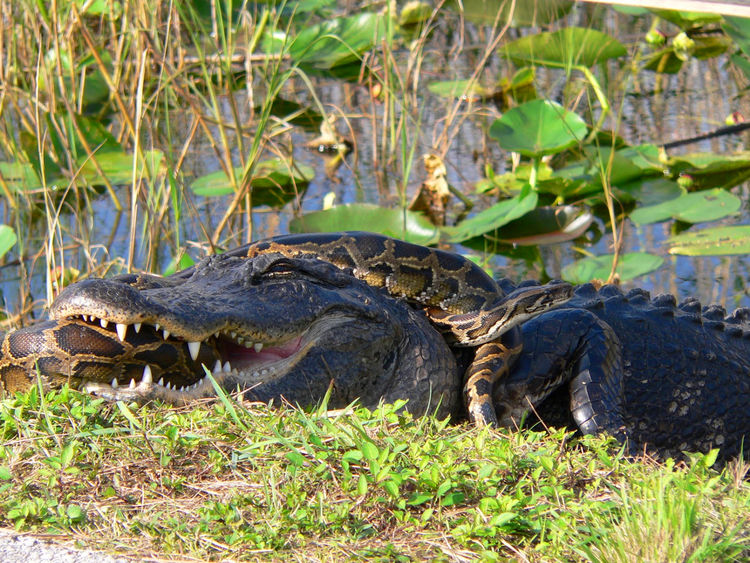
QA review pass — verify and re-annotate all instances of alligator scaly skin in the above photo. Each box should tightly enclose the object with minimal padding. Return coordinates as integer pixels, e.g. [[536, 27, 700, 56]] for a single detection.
[[492, 281, 750, 462]]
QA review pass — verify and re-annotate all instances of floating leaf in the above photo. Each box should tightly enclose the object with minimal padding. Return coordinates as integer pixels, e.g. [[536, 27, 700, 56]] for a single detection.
[[289, 204, 440, 245], [487, 205, 593, 246], [668, 226, 750, 256], [266, 13, 386, 70], [0, 225, 17, 259], [190, 159, 313, 207], [562, 252, 663, 283], [254, 98, 323, 131], [443, 187, 538, 243], [0, 161, 44, 193], [489, 100, 587, 158], [667, 152, 750, 190], [502, 27, 626, 68], [78, 149, 164, 186], [448, 0, 572, 26], [427, 79, 494, 100], [630, 188, 741, 225], [652, 10, 722, 29], [617, 177, 683, 206]]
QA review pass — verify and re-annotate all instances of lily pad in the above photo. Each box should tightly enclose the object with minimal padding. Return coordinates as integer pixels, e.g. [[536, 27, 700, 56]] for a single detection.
[[668, 226, 750, 256], [630, 188, 741, 225], [651, 10, 722, 29], [266, 13, 385, 70], [618, 177, 684, 206], [489, 100, 587, 158], [0, 161, 44, 193], [0, 225, 17, 259], [487, 206, 593, 246], [78, 150, 165, 186], [562, 252, 664, 284], [190, 159, 313, 207], [448, 0, 572, 27], [502, 27, 626, 68], [443, 186, 538, 243], [667, 152, 750, 190], [289, 204, 440, 245]]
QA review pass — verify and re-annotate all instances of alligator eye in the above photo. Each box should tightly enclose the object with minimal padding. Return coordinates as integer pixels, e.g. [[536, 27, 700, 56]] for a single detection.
[[263, 261, 298, 277]]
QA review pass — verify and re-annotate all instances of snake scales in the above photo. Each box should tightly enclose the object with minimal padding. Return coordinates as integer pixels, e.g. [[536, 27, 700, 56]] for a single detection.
[[0, 232, 573, 424]]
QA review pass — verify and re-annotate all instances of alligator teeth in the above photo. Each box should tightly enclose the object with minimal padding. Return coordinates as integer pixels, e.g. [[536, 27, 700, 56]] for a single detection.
[[116, 323, 128, 341], [100, 318, 109, 329], [158, 377, 164, 386], [155, 323, 160, 332], [129, 378, 136, 389], [244, 341, 254, 349], [223, 361, 231, 373], [254, 342, 263, 353], [111, 378, 118, 388], [213, 360, 222, 373], [134, 323, 142, 333], [187, 341, 201, 361], [162, 329, 170, 340], [165, 382, 172, 390], [142, 365, 153, 384], [231, 331, 237, 339], [236, 336, 244, 344]]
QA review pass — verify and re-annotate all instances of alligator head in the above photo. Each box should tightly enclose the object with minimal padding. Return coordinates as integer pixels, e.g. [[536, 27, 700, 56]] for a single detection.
[[0, 252, 460, 417]]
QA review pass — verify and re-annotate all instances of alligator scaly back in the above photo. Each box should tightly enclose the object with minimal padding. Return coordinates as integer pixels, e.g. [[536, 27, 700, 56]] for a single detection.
[[493, 280, 750, 462]]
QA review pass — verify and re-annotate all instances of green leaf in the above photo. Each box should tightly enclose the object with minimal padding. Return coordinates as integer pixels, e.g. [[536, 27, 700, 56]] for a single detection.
[[724, 16, 750, 58], [289, 204, 440, 245], [0, 161, 44, 193], [448, 0, 572, 27], [618, 177, 684, 206], [286, 451, 305, 466], [652, 10, 721, 29], [502, 27, 626, 68], [382, 480, 400, 498], [644, 47, 684, 74], [162, 252, 196, 276], [269, 13, 386, 70], [359, 441, 379, 461], [630, 188, 741, 225], [427, 79, 493, 100], [190, 159, 313, 207], [667, 152, 750, 190], [78, 149, 164, 186], [443, 187, 538, 243], [487, 205, 593, 246], [0, 225, 17, 259], [407, 492, 433, 506], [562, 253, 664, 283], [489, 100, 587, 158], [668, 226, 750, 256]]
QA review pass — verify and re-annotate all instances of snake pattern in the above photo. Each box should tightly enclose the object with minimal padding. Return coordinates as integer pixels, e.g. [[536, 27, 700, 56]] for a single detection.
[[1, 232, 573, 424]]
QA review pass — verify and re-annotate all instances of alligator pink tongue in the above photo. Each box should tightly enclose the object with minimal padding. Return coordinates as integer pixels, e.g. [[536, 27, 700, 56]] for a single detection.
[[223, 336, 303, 366]]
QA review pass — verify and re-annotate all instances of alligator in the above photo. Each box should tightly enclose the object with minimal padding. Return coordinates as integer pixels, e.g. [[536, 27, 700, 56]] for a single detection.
[[0, 232, 748, 462]]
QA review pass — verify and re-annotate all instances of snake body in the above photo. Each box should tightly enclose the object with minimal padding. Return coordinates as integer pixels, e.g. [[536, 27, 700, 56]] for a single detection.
[[1, 232, 573, 424]]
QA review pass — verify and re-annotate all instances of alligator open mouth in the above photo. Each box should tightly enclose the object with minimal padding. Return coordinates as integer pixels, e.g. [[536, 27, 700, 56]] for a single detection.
[[58, 313, 309, 403]]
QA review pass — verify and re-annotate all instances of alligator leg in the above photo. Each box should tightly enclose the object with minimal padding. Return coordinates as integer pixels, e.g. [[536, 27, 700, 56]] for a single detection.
[[463, 327, 522, 426], [493, 308, 631, 448]]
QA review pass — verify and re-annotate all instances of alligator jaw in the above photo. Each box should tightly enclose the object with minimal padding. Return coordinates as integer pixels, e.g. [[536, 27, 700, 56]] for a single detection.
[[60, 313, 348, 404]]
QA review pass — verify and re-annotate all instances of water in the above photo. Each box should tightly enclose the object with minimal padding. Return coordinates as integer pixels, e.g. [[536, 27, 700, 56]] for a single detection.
[[2, 6, 749, 323]]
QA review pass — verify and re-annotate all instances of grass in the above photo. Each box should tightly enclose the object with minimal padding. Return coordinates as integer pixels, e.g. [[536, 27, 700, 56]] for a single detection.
[[1, 1, 749, 560], [0, 387, 746, 561]]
